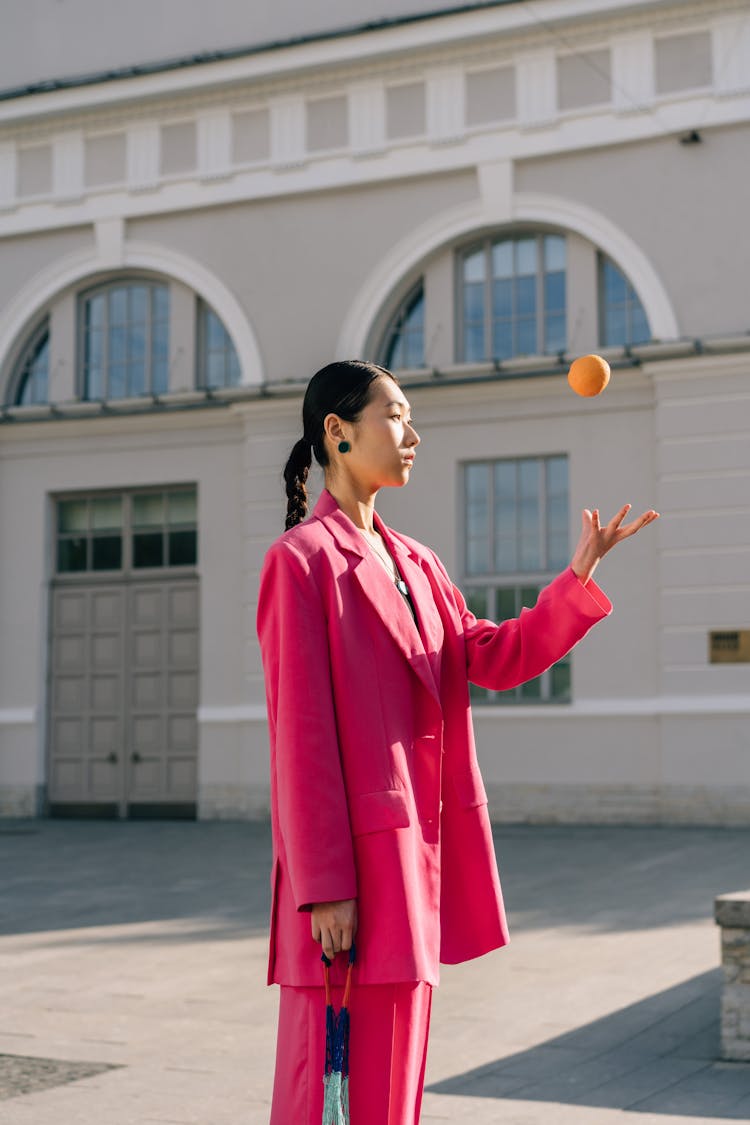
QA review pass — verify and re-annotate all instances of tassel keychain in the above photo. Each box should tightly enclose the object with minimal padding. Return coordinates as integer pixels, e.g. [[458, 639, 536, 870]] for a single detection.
[[321, 944, 355, 1125]]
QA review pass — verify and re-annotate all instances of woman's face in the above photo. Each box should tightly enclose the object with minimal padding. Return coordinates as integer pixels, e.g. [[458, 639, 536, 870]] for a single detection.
[[329, 376, 420, 490]]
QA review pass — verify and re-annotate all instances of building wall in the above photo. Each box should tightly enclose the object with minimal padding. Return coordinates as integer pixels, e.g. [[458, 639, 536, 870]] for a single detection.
[[1, 0, 748, 822]]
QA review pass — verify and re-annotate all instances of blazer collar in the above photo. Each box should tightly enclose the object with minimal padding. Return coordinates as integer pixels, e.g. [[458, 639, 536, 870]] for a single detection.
[[312, 489, 441, 707]]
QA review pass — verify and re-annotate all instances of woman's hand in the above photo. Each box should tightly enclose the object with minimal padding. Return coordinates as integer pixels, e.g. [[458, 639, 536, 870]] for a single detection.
[[311, 898, 358, 961], [571, 504, 659, 585]]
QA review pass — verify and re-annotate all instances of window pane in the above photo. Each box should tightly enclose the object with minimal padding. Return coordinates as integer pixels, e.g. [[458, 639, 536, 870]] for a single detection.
[[492, 278, 512, 320], [110, 326, 127, 363], [605, 305, 627, 347], [92, 535, 122, 570], [544, 235, 566, 272], [517, 317, 536, 356], [465, 463, 490, 574], [518, 460, 540, 571], [403, 329, 424, 369], [516, 276, 536, 316], [545, 313, 566, 354], [630, 302, 650, 345], [133, 532, 164, 567], [109, 288, 128, 325], [520, 585, 540, 609], [128, 360, 146, 396], [152, 286, 169, 322], [603, 260, 627, 303], [206, 309, 225, 349], [494, 461, 517, 573], [108, 364, 126, 399], [130, 324, 146, 362], [58, 500, 88, 533], [495, 587, 517, 621], [551, 660, 571, 702], [544, 272, 565, 311], [463, 249, 485, 283], [169, 529, 197, 566], [87, 294, 105, 329], [520, 674, 543, 700], [90, 496, 122, 531], [131, 286, 148, 322], [515, 238, 536, 275], [464, 322, 485, 363], [133, 494, 164, 528], [152, 356, 168, 395], [464, 281, 485, 322], [167, 491, 197, 525], [86, 363, 104, 400], [228, 349, 242, 386], [207, 351, 226, 387], [58, 537, 87, 572], [491, 240, 513, 279], [88, 328, 104, 367]]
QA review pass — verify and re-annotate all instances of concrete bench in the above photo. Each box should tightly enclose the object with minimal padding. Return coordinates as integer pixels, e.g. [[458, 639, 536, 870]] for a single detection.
[[715, 890, 750, 1061]]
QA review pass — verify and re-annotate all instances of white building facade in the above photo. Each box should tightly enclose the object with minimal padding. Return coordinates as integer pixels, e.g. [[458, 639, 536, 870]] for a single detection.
[[0, 0, 748, 822]]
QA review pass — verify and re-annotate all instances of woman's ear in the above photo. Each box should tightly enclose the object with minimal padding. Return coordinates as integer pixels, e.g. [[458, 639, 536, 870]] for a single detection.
[[323, 412, 347, 446]]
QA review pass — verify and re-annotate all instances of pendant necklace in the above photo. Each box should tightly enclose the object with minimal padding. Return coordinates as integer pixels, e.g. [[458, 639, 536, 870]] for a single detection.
[[360, 531, 410, 597]]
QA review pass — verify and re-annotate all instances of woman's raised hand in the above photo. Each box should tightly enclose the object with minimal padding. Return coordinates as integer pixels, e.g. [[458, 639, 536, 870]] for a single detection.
[[571, 504, 659, 585], [311, 898, 358, 961]]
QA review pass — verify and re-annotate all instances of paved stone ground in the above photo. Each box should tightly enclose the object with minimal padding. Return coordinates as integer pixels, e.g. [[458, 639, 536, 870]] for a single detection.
[[1, 819, 749, 1123]]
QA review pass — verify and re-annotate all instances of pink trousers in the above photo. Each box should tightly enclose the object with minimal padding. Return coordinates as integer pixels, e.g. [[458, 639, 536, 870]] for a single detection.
[[270, 981, 433, 1124]]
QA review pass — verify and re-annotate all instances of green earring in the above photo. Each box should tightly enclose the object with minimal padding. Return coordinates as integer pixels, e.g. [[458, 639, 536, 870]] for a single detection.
[[338, 440, 351, 453]]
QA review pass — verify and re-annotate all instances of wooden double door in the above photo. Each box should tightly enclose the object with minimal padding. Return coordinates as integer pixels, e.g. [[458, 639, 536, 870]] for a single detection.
[[48, 577, 199, 818]]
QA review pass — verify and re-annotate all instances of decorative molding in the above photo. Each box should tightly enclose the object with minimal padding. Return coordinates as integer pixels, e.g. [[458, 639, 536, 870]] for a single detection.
[[270, 95, 306, 168], [336, 189, 679, 358], [473, 694, 750, 719], [52, 130, 84, 201], [611, 30, 655, 112], [348, 81, 386, 156], [127, 122, 160, 191], [712, 12, 750, 96], [516, 48, 557, 129], [426, 66, 465, 144], [197, 108, 232, 179], [0, 141, 16, 209]]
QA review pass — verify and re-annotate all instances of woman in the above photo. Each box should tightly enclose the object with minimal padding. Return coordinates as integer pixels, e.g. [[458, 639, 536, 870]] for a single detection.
[[256, 360, 658, 1123]]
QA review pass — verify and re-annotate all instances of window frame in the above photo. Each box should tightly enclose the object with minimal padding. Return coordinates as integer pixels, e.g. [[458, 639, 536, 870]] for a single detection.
[[54, 486, 198, 581], [597, 254, 651, 348], [77, 278, 170, 402], [456, 231, 567, 364], [196, 299, 242, 390], [378, 280, 425, 371], [8, 319, 50, 406]]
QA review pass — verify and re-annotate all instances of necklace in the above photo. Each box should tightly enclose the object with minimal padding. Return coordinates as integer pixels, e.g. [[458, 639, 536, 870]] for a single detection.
[[359, 531, 411, 598]]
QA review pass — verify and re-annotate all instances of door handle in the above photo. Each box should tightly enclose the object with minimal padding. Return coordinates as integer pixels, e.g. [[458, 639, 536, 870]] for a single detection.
[[107, 752, 118, 764], [131, 751, 142, 763]]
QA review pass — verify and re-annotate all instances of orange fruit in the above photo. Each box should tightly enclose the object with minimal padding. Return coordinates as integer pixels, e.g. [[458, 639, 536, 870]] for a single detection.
[[567, 354, 611, 397]]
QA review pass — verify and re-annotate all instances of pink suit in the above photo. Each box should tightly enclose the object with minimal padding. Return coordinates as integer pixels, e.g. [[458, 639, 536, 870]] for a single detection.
[[256, 487, 612, 1119]]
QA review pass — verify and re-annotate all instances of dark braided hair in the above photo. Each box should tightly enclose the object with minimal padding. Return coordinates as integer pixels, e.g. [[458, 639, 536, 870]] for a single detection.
[[283, 360, 396, 530]]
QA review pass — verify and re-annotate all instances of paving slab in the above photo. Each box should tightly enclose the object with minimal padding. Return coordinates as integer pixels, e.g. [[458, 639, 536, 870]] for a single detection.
[[0, 820, 749, 1123]]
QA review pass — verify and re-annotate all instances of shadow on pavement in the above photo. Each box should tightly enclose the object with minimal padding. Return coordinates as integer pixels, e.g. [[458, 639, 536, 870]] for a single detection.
[[427, 969, 750, 1117]]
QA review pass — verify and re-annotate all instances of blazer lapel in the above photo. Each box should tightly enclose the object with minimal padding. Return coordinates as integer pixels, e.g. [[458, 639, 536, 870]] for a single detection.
[[313, 490, 441, 708]]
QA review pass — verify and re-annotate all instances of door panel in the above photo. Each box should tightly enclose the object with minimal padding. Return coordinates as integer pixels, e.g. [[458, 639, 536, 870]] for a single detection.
[[48, 577, 199, 815]]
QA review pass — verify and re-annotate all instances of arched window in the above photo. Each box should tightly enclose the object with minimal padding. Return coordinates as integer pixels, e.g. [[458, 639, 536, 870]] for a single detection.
[[80, 281, 169, 400], [459, 233, 566, 362], [12, 324, 49, 405], [198, 302, 241, 389], [380, 283, 424, 370], [599, 256, 650, 347]]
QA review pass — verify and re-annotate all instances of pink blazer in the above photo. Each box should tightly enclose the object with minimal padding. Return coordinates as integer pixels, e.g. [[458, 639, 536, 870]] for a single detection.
[[256, 488, 612, 988]]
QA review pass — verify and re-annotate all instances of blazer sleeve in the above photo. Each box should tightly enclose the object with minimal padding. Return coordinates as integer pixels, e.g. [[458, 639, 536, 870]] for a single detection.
[[441, 560, 613, 692], [257, 538, 357, 912]]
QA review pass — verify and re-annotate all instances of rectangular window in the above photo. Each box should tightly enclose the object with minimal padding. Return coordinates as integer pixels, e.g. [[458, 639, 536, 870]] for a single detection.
[[55, 488, 197, 576], [463, 455, 570, 704]]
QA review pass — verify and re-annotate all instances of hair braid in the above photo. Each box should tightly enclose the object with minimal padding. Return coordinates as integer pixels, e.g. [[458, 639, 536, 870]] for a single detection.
[[283, 438, 313, 530]]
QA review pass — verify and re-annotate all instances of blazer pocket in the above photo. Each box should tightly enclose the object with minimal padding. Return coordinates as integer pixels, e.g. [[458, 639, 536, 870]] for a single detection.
[[448, 765, 488, 809], [349, 787, 411, 837]]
